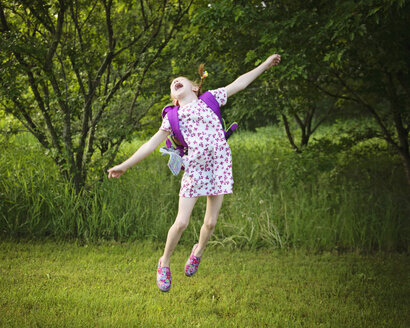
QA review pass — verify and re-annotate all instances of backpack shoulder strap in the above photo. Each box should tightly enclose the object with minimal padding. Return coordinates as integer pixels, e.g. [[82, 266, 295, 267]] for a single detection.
[[162, 104, 174, 118], [199, 91, 221, 121], [162, 105, 187, 148], [200, 91, 238, 140]]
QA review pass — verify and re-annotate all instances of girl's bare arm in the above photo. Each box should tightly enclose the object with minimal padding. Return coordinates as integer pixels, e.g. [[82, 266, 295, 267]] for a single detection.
[[225, 54, 281, 97], [107, 129, 170, 178]]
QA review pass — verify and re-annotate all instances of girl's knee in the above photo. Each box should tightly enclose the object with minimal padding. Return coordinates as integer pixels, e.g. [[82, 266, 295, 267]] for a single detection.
[[174, 219, 189, 232], [204, 219, 217, 231]]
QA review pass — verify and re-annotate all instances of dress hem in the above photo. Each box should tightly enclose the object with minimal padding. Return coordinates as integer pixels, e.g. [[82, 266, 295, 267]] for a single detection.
[[179, 190, 233, 198]]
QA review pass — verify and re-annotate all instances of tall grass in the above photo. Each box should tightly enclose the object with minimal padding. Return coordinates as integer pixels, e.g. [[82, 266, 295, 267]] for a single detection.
[[1, 126, 409, 251]]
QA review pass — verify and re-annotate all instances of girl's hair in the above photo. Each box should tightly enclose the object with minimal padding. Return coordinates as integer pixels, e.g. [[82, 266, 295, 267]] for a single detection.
[[197, 63, 206, 96]]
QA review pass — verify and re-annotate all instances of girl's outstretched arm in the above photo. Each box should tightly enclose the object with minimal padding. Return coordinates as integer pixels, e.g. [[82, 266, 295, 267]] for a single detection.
[[107, 129, 170, 179], [225, 54, 281, 97]]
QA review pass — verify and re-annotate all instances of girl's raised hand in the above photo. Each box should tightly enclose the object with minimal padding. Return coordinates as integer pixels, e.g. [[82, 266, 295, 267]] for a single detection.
[[107, 165, 127, 179], [264, 54, 281, 70]]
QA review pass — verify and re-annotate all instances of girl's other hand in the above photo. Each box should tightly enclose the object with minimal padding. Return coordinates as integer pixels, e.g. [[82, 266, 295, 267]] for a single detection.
[[264, 54, 281, 70], [107, 165, 127, 179]]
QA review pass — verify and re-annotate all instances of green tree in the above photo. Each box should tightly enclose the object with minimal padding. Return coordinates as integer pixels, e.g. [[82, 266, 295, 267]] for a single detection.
[[315, 0, 410, 184], [188, 0, 410, 184], [0, 0, 193, 192], [170, 0, 336, 137]]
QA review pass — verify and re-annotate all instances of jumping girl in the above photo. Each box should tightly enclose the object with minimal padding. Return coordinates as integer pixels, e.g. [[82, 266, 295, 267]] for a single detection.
[[107, 54, 281, 292]]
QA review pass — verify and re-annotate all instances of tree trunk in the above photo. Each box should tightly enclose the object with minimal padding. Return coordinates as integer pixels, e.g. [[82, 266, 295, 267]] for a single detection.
[[387, 73, 410, 186], [399, 149, 410, 187], [301, 134, 310, 147]]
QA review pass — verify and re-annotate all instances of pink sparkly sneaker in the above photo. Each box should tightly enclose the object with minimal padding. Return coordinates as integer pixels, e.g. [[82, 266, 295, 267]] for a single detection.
[[185, 244, 201, 277], [156, 258, 171, 292]]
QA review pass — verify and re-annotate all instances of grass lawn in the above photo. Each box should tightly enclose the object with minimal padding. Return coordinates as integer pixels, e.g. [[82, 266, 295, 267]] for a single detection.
[[0, 241, 408, 327]]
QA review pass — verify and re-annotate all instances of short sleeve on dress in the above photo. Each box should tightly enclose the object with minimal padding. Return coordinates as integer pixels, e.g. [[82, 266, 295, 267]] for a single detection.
[[160, 114, 172, 133], [209, 88, 228, 107]]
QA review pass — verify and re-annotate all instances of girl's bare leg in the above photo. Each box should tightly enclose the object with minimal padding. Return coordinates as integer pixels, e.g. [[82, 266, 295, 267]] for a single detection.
[[194, 195, 224, 257], [161, 196, 198, 267]]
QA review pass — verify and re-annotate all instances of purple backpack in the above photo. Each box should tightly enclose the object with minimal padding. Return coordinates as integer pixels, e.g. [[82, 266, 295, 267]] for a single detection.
[[161, 91, 238, 157]]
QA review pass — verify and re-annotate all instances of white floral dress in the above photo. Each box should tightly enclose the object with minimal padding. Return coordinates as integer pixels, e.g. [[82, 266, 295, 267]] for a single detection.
[[160, 88, 233, 198]]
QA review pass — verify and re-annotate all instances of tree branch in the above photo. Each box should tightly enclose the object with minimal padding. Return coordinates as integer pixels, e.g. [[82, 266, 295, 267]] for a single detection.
[[102, 0, 114, 50], [386, 72, 409, 153], [1, 99, 50, 149], [113, 26, 151, 58], [23, 65, 62, 153], [306, 106, 315, 135], [331, 70, 399, 150], [44, 0, 65, 65], [140, 0, 148, 28], [79, 0, 98, 30], [307, 77, 359, 103], [22, 0, 55, 34], [0, 2, 9, 31], [68, 53, 87, 98], [292, 112, 305, 132], [281, 113, 300, 152], [311, 105, 333, 134], [69, 0, 93, 90]]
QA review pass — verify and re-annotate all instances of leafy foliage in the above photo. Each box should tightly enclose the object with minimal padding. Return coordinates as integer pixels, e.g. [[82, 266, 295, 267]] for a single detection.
[[0, 0, 193, 191]]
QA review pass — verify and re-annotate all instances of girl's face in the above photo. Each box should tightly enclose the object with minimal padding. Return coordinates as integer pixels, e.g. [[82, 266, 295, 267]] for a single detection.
[[170, 77, 198, 100]]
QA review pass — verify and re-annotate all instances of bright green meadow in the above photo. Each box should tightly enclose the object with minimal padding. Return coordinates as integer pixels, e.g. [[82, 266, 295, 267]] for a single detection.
[[0, 241, 409, 327]]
